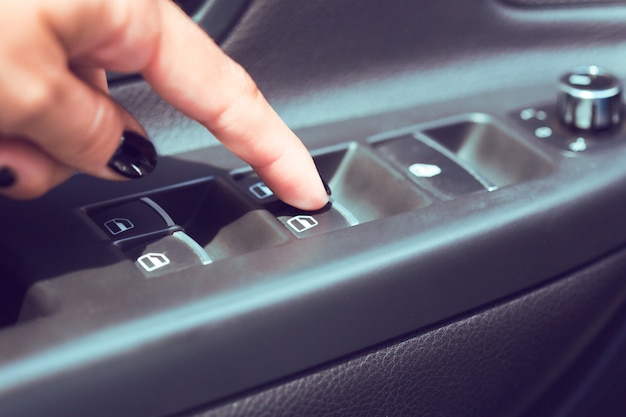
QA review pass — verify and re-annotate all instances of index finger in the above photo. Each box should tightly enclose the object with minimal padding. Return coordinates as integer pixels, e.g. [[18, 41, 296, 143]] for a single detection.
[[146, 2, 329, 210], [57, 0, 329, 210]]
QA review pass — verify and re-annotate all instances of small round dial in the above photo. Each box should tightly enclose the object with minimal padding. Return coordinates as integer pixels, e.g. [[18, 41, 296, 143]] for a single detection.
[[557, 66, 623, 132]]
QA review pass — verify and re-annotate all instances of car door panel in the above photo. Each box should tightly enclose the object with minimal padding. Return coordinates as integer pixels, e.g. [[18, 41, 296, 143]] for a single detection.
[[1, 1, 626, 416]]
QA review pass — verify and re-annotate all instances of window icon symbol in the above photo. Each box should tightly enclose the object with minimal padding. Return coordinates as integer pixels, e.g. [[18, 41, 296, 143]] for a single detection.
[[286, 215, 319, 233], [104, 218, 134, 235], [137, 253, 171, 272], [249, 181, 274, 199]]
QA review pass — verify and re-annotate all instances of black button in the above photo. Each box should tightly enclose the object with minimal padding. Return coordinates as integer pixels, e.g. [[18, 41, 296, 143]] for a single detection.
[[234, 173, 281, 205], [89, 199, 174, 242], [274, 201, 356, 238], [374, 135, 486, 198], [125, 232, 211, 278]]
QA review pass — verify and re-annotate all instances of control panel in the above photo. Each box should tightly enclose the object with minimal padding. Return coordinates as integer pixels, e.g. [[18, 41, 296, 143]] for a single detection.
[[3, 67, 626, 417], [514, 66, 626, 154], [81, 114, 552, 278]]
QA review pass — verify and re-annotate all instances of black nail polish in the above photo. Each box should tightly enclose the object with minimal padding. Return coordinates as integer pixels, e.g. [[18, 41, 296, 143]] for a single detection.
[[0, 167, 16, 188], [107, 131, 157, 179], [321, 176, 332, 196]]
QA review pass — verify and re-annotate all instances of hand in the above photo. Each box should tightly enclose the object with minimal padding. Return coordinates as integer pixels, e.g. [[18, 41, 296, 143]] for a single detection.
[[0, 0, 329, 210]]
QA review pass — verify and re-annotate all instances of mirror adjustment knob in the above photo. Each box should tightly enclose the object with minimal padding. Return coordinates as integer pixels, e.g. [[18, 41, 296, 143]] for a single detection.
[[557, 66, 623, 132]]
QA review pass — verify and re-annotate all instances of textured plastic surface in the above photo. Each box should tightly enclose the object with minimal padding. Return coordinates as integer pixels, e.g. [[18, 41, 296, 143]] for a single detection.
[[184, 246, 626, 417]]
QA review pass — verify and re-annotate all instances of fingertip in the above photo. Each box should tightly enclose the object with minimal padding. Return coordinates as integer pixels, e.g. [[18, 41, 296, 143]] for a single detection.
[[260, 171, 330, 211], [295, 195, 332, 212], [292, 177, 331, 211], [298, 190, 331, 212], [106, 130, 157, 179]]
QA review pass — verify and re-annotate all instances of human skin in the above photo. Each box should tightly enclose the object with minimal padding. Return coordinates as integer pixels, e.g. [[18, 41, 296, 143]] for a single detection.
[[0, 0, 329, 210]]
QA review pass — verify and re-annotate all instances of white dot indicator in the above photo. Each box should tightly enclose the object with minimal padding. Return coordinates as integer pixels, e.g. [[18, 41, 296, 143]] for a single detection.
[[569, 137, 588, 152], [520, 108, 537, 120], [535, 127, 553, 139], [520, 108, 547, 121]]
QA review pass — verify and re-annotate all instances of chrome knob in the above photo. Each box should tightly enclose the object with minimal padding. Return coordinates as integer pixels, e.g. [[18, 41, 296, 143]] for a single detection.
[[557, 66, 623, 132]]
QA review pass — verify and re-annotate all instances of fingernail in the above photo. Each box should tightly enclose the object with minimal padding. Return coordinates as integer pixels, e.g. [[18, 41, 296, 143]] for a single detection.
[[107, 131, 157, 179], [0, 167, 16, 188], [321, 176, 332, 196]]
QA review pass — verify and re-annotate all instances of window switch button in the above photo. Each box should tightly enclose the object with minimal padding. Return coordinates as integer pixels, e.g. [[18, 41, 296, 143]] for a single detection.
[[125, 232, 212, 278], [274, 201, 357, 238], [89, 198, 175, 243], [374, 135, 486, 198]]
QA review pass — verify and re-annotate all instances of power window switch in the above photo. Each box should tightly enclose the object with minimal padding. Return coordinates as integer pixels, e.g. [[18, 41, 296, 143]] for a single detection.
[[374, 135, 486, 198], [89, 198, 176, 244], [125, 232, 212, 278], [234, 173, 281, 205], [274, 201, 357, 239]]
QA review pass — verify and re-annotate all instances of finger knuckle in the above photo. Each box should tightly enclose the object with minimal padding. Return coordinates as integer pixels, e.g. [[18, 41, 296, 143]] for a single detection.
[[107, 0, 161, 66], [10, 78, 60, 131]]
